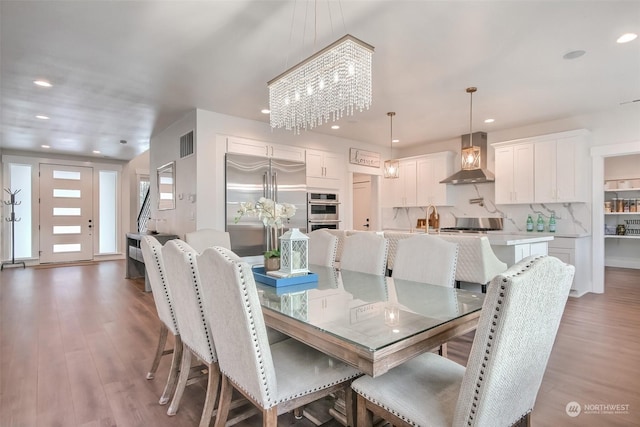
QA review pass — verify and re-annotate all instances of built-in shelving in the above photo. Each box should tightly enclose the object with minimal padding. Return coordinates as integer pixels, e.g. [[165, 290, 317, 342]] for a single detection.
[[605, 235, 640, 240]]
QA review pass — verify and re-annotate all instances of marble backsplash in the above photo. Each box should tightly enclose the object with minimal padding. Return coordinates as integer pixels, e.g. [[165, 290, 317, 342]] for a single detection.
[[381, 183, 591, 236]]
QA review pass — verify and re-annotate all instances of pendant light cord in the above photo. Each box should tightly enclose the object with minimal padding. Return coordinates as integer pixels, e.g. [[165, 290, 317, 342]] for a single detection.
[[467, 87, 477, 148]]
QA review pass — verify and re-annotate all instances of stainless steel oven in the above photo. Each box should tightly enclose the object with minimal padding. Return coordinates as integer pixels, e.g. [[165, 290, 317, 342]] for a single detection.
[[308, 192, 340, 231]]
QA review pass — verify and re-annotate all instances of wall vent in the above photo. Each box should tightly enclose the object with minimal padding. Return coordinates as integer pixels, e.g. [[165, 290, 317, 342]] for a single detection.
[[179, 131, 194, 158]]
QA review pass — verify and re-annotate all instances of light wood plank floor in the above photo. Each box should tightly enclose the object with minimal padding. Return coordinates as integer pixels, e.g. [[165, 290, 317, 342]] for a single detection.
[[1, 262, 639, 426]]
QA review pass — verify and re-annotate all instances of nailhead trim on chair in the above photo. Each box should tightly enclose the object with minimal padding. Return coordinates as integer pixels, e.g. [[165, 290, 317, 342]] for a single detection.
[[214, 247, 361, 409], [175, 240, 216, 363], [465, 255, 543, 426], [148, 239, 180, 334]]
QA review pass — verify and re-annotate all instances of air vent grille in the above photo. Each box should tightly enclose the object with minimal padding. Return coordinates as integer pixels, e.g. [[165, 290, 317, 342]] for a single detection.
[[180, 131, 194, 158]]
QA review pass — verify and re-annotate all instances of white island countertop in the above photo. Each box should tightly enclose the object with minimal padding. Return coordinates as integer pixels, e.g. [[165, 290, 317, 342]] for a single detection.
[[483, 233, 554, 246]]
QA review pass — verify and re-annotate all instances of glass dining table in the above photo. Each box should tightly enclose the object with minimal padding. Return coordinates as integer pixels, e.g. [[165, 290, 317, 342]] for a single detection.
[[256, 264, 485, 379]]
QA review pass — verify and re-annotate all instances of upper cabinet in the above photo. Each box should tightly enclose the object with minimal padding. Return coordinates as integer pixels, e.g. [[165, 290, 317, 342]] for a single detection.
[[382, 159, 417, 208], [494, 143, 535, 204], [382, 152, 455, 208], [227, 137, 305, 162], [306, 149, 342, 180], [534, 132, 589, 203], [306, 149, 344, 189], [416, 151, 455, 206], [493, 129, 590, 205]]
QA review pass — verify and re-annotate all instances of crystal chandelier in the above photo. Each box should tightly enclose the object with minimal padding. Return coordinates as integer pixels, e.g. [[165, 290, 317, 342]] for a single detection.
[[461, 87, 481, 170], [268, 34, 374, 133], [383, 112, 400, 179]]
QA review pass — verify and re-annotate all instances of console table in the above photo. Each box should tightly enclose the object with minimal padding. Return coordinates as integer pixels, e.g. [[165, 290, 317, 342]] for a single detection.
[[125, 232, 178, 292]]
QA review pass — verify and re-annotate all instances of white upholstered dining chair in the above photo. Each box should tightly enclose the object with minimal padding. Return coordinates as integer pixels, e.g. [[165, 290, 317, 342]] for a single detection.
[[392, 234, 459, 287], [307, 229, 339, 267], [352, 255, 575, 427], [185, 228, 231, 253], [438, 234, 508, 293], [197, 246, 362, 427], [161, 239, 221, 426], [340, 232, 388, 276], [140, 236, 182, 405]]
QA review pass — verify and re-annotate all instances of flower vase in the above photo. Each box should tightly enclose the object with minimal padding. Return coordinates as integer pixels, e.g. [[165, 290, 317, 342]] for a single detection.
[[264, 256, 281, 272]]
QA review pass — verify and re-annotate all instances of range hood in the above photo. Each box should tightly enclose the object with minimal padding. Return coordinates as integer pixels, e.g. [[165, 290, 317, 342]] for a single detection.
[[440, 132, 495, 185]]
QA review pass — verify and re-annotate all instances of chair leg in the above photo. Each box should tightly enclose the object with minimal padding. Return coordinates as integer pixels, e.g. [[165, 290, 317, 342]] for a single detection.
[[159, 334, 183, 405], [263, 407, 278, 427], [356, 394, 372, 427], [345, 386, 356, 427], [167, 344, 191, 416], [147, 324, 169, 379], [199, 362, 221, 427], [214, 375, 234, 427], [438, 343, 448, 358]]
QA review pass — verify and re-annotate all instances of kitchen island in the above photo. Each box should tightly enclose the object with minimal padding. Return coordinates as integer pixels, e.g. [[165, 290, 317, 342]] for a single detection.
[[483, 233, 554, 266]]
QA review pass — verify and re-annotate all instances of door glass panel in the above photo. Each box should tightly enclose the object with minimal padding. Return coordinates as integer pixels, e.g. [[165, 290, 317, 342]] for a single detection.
[[53, 225, 82, 234], [53, 170, 81, 180], [53, 243, 82, 253], [53, 207, 81, 216], [53, 189, 81, 198]]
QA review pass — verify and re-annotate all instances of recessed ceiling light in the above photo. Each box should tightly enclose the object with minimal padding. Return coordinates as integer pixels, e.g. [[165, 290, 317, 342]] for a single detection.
[[331, 125, 340, 130], [617, 33, 638, 44], [120, 139, 127, 144], [93, 150, 101, 154], [35, 115, 50, 120], [392, 139, 399, 143], [34, 80, 52, 88], [261, 109, 270, 114], [484, 118, 495, 123], [41, 144, 50, 148], [563, 50, 586, 60]]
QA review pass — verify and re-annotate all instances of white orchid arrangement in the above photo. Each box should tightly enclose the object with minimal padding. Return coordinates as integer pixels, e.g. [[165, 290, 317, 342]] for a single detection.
[[235, 197, 297, 257]]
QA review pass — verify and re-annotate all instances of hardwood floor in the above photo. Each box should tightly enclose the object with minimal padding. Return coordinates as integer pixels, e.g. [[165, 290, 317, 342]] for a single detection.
[[1, 261, 639, 426]]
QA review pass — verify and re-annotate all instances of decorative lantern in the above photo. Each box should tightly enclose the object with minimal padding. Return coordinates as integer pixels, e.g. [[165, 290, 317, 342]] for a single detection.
[[279, 228, 309, 275]]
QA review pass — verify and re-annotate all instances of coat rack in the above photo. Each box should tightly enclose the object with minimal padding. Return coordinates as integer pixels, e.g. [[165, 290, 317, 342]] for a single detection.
[[2, 188, 26, 270]]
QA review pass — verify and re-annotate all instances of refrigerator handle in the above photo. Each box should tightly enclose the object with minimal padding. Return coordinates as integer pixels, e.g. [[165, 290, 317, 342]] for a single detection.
[[263, 172, 268, 198], [272, 172, 278, 202]]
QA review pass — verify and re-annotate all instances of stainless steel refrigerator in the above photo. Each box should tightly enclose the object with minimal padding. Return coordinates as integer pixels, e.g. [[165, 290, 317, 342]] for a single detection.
[[225, 153, 307, 257]]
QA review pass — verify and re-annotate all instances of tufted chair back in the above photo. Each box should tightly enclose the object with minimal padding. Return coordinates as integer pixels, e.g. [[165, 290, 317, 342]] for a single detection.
[[340, 232, 388, 276], [197, 246, 278, 409], [185, 228, 231, 253], [162, 239, 217, 365], [437, 235, 507, 284], [392, 235, 459, 287], [141, 235, 179, 335], [307, 229, 339, 267], [453, 255, 575, 425]]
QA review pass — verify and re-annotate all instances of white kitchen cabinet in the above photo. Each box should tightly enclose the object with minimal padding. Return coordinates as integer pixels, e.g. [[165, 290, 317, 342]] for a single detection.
[[306, 149, 343, 181], [416, 151, 455, 206], [227, 136, 305, 161], [534, 131, 589, 203], [382, 159, 417, 208], [493, 143, 535, 204], [547, 236, 591, 297]]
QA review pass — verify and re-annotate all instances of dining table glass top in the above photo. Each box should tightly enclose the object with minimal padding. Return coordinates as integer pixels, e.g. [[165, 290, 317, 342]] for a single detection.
[[256, 264, 485, 352]]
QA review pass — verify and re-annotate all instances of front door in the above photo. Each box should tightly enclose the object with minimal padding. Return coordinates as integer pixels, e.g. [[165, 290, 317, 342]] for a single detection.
[[353, 174, 372, 231], [39, 164, 94, 263]]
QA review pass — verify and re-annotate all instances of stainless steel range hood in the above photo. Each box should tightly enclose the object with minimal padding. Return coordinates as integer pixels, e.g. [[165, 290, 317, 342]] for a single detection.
[[440, 132, 495, 184]]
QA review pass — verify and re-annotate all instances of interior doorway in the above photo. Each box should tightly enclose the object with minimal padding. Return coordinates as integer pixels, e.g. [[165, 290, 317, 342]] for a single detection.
[[39, 164, 94, 263], [353, 173, 373, 231]]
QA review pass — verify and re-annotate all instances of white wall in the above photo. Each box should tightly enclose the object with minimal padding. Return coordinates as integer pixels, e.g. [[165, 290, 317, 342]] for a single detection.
[[149, 110, 197, 238]]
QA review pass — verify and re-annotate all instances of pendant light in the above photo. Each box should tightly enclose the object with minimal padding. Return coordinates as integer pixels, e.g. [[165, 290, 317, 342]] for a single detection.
[[383, 112, 400, 179], [461, 87, 481, 171]]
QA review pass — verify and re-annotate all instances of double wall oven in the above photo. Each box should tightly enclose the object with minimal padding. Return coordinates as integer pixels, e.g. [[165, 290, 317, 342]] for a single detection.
[[307, 192, 341, 231]]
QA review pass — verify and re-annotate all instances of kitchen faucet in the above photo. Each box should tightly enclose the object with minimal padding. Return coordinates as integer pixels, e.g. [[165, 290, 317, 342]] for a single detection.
[[424, 205, 438, 234]]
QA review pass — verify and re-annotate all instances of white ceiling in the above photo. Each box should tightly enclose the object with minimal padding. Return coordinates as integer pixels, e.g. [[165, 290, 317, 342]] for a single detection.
[[1, 1, 639, 161]]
